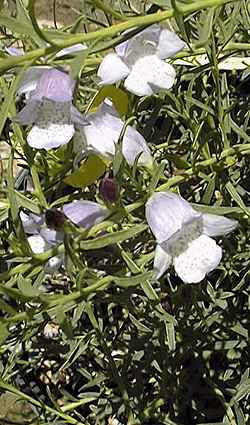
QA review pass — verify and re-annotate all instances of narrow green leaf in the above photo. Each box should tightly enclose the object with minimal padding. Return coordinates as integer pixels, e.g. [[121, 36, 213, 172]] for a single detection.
[[165, 322, 176, 351], [225, 181, 250, 217], [79, 223, 147, 250], [17, 276, 41, 298], [113, 271, 153, 287], [0, 322, 9, 345]]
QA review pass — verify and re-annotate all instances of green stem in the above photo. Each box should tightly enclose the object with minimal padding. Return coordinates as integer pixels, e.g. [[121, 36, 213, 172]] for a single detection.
[[0, 0, 238, 73], [88, 0, 125, 20], [30, 163, 48, 208], [157, 144, 250, 191]]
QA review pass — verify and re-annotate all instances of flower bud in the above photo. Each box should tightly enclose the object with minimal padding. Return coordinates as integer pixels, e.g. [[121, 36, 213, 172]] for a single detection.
[[99, 177, 119, 203], [45, 209, 65, 229]]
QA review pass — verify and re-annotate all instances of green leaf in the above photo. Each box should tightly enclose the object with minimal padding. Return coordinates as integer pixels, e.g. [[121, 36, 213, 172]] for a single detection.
[[0, 322, 9, 345], [17, 276, 41, 298], [113, 271, 153, 287], [87, 85, 129, 116], [225, 181, 250, 217], [64, 155, 107, 188], [79, 223, 147, 250], [165, 322, 176, 351], [55, 310, 74, 339]]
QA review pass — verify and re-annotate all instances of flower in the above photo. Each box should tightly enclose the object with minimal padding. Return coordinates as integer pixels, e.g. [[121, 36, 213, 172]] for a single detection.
[[97, 24, 186, 96], [146, 191, 238, 284], [20, 211, 64, 273], [21, 201, 108, 272], [75, 102, 153, 167], [13, 68, 87, 149]]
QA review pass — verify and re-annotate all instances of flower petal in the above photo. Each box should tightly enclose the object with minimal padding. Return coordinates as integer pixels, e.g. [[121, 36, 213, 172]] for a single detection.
[[156, 29, 186, 59], [202, 213, 238, 237], [55, 43, 87, 57], [16, 66, 51, 97], [115, 40, 129, 58], [124, 55, 176, 96], [33, 68, 75, 102], [83, 103, 152, 166], [20, 211, 44, 234], [40, 228, 64, 245], [27, 100, 74, 149], [154, 244, 172, 280], [122, 124, 153, 167], [28, 235, 47, 254], [173, 235, 222, 284], [45, 255, 64, 273], [63, 200, 108, 228], [146, 191, 202, 245], [28, 124, 74, 150], [5, 46, 24, 56], [97, 53, 130, 85], [12, 100, 40, 125], [121, 25, 161, 66], [71, 105, 89, 127]]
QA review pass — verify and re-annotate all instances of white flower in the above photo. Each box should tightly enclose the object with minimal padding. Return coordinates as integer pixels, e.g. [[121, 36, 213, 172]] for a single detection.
[[21, 200, 108, 273], [97, 24, 186, 96], [76, 102, 153, 167], [13, 68, 87, 150], [146, 191, 238, 284], [21, 211, 65, 273]]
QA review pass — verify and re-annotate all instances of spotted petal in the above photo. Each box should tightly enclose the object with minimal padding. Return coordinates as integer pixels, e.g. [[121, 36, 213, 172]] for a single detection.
[[173, 235, 222, 284], [153, 244, 172, 280], [202, 213, 238, 237], [97, 53, 130, 85], [156, 29, 186, 59], [71, 105, 89, 127], [27, 100, 74, 149], [13, 100, 40, 125], [146, 191, 202, 245], [63, 200, 108, 228], [124, 55, 176, 96]]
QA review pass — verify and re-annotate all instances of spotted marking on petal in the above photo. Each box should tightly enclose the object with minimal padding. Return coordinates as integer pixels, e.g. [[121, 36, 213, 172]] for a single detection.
[[27, 99, 75, 149]]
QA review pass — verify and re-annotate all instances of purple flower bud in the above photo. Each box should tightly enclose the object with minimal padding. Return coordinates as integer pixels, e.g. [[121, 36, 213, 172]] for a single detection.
[[45, 209, 65, 229], [99, 177, 119, 203]]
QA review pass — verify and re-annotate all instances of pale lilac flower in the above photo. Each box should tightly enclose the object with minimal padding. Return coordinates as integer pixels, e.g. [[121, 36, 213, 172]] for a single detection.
[[98, 25, 186, 96], [13, 68, 87, 150], [5, 44, 86, 97], [76, 102, 153, 167], [21, 200, 108, 272], [146, 192, 238, 284], [20, 211, 64, 273]]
